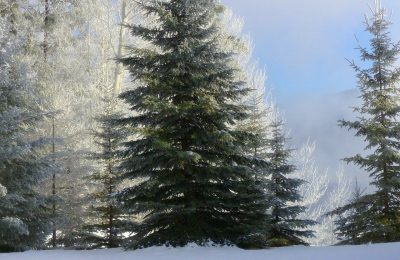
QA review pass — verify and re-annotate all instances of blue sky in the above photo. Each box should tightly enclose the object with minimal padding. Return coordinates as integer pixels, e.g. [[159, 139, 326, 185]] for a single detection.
[[221, 0, 400, 102], [220, 1, 400, 186]]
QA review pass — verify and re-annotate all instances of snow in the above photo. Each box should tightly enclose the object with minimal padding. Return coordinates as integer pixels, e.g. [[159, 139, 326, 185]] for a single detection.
[[1, 243, 400, 260]]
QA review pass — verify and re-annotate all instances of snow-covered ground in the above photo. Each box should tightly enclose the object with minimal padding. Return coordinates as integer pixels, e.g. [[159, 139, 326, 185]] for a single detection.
[[1, 243, 399, 260]]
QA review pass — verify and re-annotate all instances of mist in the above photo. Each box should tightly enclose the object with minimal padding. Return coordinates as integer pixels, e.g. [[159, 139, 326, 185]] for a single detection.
[[221, 0, 400, 190], [280, 89, 370, 189]]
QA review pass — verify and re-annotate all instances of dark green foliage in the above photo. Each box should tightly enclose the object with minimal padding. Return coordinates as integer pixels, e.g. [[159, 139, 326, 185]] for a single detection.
[[77, 112, 129, 249], [332, 4, 400, 244], [117, 0, 267, 249], [328, 182, 372, 245], [265, 120, 314, 247], [0, 20, 51, 252]]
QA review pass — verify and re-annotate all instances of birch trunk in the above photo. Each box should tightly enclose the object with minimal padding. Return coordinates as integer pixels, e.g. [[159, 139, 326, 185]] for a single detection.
[[113, 0, 127, 96]]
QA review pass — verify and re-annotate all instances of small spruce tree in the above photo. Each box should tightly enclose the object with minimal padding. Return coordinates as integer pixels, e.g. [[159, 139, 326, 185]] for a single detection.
[[78, 111, 129, 249], [265, 119, 314, 247], [329, 181, 371, 245]]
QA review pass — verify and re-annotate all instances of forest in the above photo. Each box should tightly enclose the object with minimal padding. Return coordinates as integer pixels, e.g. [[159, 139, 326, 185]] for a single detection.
[[0, 0, 400, 254]]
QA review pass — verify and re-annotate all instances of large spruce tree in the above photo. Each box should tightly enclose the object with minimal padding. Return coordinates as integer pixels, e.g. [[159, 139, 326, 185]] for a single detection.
[[333, 1, 400, 244], [117, 0, 267, 249], [0, 17, 51, 252], [265, 119, 314, 247]]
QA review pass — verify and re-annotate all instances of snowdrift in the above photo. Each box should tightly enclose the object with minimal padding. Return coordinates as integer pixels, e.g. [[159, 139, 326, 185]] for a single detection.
[[1, 242, 400, 260]]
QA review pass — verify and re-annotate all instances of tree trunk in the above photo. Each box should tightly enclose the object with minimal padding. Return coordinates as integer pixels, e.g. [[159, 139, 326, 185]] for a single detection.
[[51, 117, 56, 248], [43, 0, 57, 248], [113, 0, 128, 96], [108, 137, 115, 247]]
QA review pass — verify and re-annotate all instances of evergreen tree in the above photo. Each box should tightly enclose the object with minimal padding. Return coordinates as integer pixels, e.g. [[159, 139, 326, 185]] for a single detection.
[[0, 17, 51, 252], [332, 1, 400, 244], [10, 0, 117, 247], [329, 181, 371, 245], [236, 65, 272, 159], [117, 0, 267, 249], [265, 119, 314, 247], [78, 110, 129, 249]]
